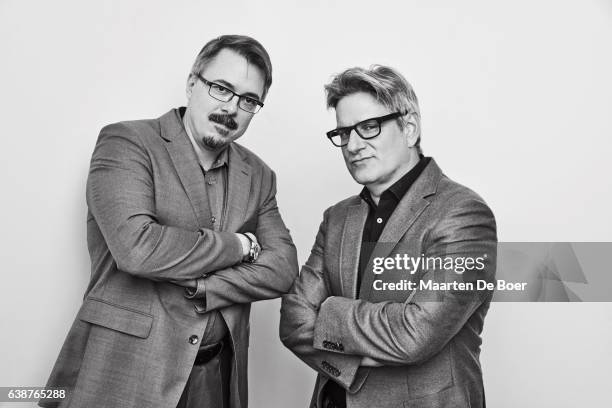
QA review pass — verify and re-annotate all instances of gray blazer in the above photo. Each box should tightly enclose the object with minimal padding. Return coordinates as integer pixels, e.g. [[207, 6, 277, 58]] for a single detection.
[[280, 160, 496, 408], [42, 109, 298, 408]]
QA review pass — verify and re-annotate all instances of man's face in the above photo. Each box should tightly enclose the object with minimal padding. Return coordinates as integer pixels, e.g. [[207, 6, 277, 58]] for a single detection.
[[184, 48, 265, 151], [336, 92, 415, 190]]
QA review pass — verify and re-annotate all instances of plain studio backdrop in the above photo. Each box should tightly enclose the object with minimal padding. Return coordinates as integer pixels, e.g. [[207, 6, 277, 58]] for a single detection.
[[1, 1, 611, 407]]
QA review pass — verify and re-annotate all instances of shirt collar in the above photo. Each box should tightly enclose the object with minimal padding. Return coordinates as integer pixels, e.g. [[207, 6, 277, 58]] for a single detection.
[[180, 107, 229, 170], [360, 155, 431, 207]]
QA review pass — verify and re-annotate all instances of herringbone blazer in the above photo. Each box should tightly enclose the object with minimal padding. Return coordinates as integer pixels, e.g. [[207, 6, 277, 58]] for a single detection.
[[42, 108, 298, 408], [280, 160, 496, 408]]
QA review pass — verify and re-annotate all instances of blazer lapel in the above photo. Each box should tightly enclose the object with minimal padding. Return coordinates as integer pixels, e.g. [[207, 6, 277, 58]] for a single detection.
[[223, 144, 251, 232], [160, 109, 211, 228], [340, 200, 369, 298], [358, 159, 442, 299]]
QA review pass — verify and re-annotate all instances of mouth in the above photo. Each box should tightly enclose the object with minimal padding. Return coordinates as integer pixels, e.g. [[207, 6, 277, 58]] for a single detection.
[[213, 124, 231, 137], [208, 113, 238, 137], [350, 156, 372, 166]]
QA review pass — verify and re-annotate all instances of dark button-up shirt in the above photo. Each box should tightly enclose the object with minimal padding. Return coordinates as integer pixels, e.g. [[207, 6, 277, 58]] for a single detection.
[[197, 157, 230, 346], [357, 156, 431, 294], [324, 157, 431, 406], [183, 110, 230, 347]]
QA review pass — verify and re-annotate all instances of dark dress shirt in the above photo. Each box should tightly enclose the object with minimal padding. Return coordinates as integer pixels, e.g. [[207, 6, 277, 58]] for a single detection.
[[180, 107, 230, 347], [324, 156, 431, 408]]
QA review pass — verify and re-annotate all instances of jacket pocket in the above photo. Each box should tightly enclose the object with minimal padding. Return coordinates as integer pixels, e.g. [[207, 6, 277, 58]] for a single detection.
[[79, 297, 153, 338]]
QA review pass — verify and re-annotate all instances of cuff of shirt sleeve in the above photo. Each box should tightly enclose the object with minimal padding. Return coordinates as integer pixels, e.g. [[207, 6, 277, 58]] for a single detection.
[[185, 278, 207, 313], [231, 232, 246, 263], [184, 277, 206, 299]]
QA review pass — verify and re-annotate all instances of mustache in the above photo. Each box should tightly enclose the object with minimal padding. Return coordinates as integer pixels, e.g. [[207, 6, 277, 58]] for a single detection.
[[209, 113, 238, 130]]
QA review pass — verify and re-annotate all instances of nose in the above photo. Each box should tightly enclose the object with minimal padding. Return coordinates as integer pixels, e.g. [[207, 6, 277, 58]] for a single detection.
[[345, 128, 366, 154], [220, 94, 240, 114]]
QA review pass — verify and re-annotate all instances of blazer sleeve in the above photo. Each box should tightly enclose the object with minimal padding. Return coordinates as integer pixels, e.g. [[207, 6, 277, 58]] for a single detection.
[[312, 196, 497, 365], [86, 123, 244, 281], [189, 170, 299, 310], [279, 210, 369, 393]]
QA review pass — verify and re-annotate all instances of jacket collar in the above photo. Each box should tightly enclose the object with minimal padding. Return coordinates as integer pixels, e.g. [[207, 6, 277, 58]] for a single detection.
[[340, 159, 443, 298], [160, 108, 251, 231]]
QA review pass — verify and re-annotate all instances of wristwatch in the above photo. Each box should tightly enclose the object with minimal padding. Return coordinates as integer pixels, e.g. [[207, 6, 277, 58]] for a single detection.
[[243, 232, 261, 263]]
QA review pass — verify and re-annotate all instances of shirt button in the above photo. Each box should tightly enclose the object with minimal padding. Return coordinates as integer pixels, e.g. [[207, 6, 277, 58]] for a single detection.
[[376, 217, 383, 224], [188, 335, 199, 345], [211, 216, 216, 224]]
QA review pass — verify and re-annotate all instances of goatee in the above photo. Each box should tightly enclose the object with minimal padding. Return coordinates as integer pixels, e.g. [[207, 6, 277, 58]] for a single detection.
[[201, 135, 228, 150]]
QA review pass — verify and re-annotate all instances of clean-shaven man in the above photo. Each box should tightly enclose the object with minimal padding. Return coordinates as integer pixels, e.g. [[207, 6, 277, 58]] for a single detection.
[[280, 65, 496, 408], [42, 35, 298, 408]]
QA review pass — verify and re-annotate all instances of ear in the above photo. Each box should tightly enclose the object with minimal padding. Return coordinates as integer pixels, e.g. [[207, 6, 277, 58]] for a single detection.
[[404, 119, 420, 148], [186, 74, 196, 99]]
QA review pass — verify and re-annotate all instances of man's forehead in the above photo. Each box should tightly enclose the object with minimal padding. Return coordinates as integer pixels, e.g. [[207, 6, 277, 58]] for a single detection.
[[335, 92, 389, 125], [201, 48, 265, 97]]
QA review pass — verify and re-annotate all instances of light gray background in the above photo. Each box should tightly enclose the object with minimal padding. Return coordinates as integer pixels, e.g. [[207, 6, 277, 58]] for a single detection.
[[1, 1, 611, 407]]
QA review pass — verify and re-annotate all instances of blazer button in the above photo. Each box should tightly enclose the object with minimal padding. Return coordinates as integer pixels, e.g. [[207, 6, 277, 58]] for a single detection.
[[188, 335, 199, 345]]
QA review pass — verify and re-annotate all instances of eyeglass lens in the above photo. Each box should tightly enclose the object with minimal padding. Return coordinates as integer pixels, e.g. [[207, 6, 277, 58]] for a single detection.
[[207, 81, 261, 113]]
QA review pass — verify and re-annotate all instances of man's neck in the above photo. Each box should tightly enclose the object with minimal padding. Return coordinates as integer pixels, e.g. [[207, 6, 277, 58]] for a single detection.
[[366, 153, 420, 205], [193, 141, 222, 171], [183, 117, 223, 171]]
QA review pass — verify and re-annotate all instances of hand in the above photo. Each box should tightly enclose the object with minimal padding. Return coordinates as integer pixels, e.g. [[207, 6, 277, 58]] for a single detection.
[[360, 357, 383, 367]]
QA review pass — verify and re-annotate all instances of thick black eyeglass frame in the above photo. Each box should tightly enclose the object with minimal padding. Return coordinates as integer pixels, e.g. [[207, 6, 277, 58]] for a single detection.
[[193, 73, 264, 113], [326, 111, 409, 147]]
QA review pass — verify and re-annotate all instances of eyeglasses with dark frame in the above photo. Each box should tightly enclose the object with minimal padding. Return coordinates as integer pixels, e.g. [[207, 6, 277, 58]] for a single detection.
[[326, 111, 409, 147], [193, 73, 264, 114]]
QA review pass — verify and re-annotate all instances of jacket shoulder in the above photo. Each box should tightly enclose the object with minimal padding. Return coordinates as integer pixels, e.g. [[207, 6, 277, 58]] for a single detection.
[[432, 174, 497, 236], [321, 194, 362, 220], [231, 142, 274, 175], [98, 117, 161, 144], [436, 175, 491, 209]]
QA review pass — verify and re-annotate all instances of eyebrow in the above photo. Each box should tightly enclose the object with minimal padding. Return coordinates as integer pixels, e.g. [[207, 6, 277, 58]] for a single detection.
[[213, 79, 262, 100], [332, 125, 352, 132], [335, 116, 380, 129]]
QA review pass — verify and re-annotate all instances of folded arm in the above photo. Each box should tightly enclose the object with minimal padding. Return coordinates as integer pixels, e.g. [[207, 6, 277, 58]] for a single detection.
[[313, 197, 497, 365], [184, 170, 299, 311], [280, 211, 368, 392], [87, 123, 244, 281]]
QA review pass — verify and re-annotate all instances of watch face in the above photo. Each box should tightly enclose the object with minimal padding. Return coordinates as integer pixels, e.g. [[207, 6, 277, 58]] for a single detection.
[[249, 242, 261, 263]]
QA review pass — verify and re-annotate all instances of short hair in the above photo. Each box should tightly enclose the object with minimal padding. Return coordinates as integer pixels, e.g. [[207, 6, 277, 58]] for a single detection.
[[190, 35, 273, 99], [325, 65, 422, 153]]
